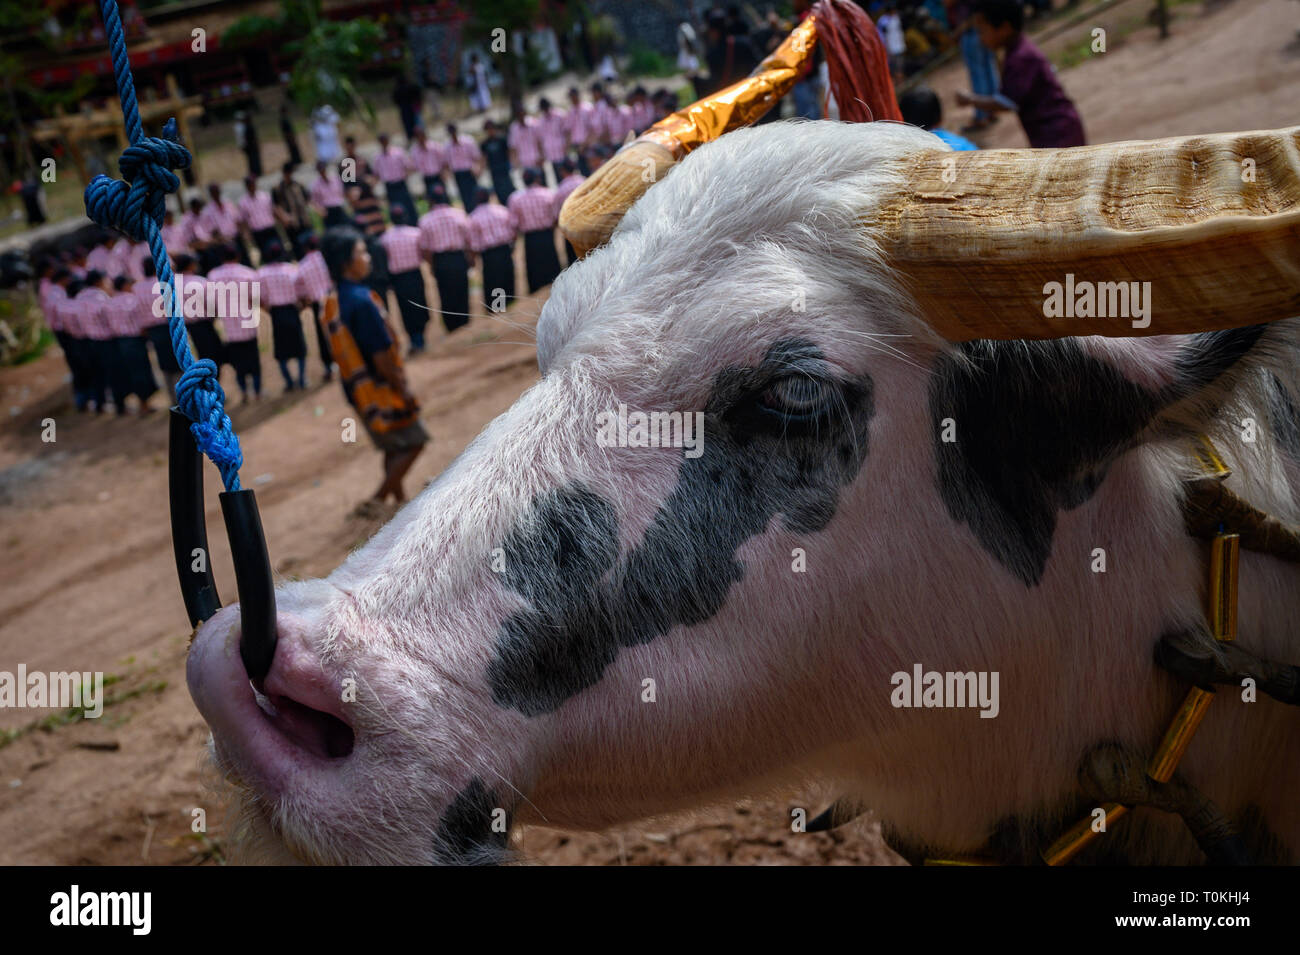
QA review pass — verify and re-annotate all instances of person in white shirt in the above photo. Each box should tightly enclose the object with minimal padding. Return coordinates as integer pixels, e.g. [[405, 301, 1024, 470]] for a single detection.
[[878, 5, 907, 80]]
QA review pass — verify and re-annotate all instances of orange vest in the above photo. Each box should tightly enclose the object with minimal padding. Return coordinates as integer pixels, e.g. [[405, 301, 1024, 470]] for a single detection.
[[319, 291, 419, 434]]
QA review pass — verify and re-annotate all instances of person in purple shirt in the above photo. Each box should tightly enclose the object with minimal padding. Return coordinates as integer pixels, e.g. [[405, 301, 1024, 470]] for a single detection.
[[957, 0, 1087, 149]]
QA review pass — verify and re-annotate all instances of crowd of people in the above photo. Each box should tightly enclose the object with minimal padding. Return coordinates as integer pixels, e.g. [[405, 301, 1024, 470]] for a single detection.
[[28, 0, 1085, 510]]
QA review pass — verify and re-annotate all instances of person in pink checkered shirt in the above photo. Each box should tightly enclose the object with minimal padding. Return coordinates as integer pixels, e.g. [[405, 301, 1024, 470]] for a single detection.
[[107, 274, 159, 415], [534, 96, 568, 185], [208, 245, 264, 402], [417, 181, 472, 334], [258, 242, 308, 392], [296, 233, 336, 382], [467, 186, 516, 317], [507, 167, 562, 294], [507, 105, 542, 175], [552, 159, 586, 266], [380, 206, 431, 351], [73, 271, 115, 412]]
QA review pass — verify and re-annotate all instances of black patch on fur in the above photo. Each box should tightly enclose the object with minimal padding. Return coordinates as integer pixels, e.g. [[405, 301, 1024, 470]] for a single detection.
[[930, 329, 1266, 586], [432, 778, 511, 865], [1267, 373, 1300, 461], [486, 338, 874, 715]]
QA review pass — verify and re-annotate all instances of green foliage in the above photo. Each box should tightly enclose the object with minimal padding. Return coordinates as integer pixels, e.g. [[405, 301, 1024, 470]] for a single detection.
[[223, 14, 283, 46], [0, 290, 52, 367], [288, 19, 386, 123], [624, 42, 677, 78], [464, 0, 541, 39]]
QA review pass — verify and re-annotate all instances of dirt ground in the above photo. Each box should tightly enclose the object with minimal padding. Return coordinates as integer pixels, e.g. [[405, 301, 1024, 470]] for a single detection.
[[2, 0, 1299, 865]]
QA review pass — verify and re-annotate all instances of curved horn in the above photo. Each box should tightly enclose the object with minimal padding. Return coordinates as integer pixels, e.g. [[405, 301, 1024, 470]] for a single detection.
[[877, 127, 1300, 340]]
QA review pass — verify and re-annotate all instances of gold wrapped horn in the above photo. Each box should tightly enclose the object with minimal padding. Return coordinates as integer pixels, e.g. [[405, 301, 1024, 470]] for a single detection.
[[876, 127, 1300, 340], [559, 16, 819, 258]]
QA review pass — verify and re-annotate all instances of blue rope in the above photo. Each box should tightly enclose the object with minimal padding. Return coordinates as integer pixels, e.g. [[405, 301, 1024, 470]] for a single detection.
[[83, 0, 243, 491]]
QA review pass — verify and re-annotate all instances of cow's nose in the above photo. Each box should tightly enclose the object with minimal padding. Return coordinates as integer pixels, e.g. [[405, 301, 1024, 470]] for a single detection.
[[252, 618, 355, 760]]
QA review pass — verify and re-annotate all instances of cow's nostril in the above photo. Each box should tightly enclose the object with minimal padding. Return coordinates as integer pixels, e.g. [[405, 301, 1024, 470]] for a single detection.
[[261, 693, 355, 759]]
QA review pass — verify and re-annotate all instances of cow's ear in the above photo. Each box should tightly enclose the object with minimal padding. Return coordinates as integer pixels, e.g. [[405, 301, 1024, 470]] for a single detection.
[[928, 326, 1276, 587]]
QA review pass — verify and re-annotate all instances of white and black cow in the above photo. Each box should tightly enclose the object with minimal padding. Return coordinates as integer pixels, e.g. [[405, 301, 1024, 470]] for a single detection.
[[187, 121, 1300, 865]]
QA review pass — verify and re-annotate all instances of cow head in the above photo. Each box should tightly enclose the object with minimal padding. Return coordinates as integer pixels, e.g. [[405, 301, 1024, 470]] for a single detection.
[[187, 121, 1300, 864]]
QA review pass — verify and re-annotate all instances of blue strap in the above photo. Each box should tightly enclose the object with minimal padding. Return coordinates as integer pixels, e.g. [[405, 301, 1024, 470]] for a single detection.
[[82, 0, 243, 492]]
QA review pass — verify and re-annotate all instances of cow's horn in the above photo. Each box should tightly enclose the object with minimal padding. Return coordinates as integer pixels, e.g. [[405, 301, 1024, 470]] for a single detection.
[[876, 126, 1300, 340]]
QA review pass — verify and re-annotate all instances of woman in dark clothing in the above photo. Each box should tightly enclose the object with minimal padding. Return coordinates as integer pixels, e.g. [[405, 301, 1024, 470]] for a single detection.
[[280, 103, 303, 167], [480, 119, 515, 205]]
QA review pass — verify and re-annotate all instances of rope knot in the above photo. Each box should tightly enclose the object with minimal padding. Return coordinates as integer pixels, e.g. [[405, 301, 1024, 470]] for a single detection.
[[84, 120, 191, 242], [176, 359, 243, 484]]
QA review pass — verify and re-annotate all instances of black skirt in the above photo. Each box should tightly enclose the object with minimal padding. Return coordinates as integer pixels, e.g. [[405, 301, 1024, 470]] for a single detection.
[[523, 228, 562, 293], [269, 303, 307, 361], [225, 338, 261, 376], [479, 244, 514, 316], [145, 323, 182, 373], [187, 319, 224, 366], [454, 170, 479, 212], [431, 250, 470, 333], [117, 336, 158, 400], [390, 268, 430, 338]]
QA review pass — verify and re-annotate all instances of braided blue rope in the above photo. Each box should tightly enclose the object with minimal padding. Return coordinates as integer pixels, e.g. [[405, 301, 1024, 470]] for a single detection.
[[83, 0, 243, 491]]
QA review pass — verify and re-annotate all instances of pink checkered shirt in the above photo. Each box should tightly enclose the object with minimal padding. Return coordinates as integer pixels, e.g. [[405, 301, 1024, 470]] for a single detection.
[[565, 101, 596, 146], [258, 261, 300, 307], [445, 137, 481, 172], [295, 250, 331, 302], [535, 110, 569, 162], [418, 206, 471, 254], [174, 274, 211, 324], [408, 140, 445, 176], [381, 225, 424, 273], [132, 277, 162, 330], [238, 191, 276, 231], [161, 222, 189, 254], [42, 284, 67, 332], [74, 287, 113, 340], [553, 172, 586, 219], [508, 185, 558, 233], [590, 100, 613, 143], [53, 293, 80, 336], [467, 203, 516, 252], [199, 200, 240, 240], [86, 244, 115, 275], [104, 292, 139, 337], [207, 263, 262, 340], [373, 146, 412, 183], [123, 241, 149, 280], [605, 104, 634, 145], [180, 211, 211, 247], [508, 118, 541, 168], [633, 100, 657, 131], [310, 174, 345, 211]]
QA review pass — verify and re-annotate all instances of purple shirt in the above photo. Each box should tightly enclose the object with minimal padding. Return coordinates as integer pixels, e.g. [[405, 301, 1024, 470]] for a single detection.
[[1000, 34, 1086, 149]]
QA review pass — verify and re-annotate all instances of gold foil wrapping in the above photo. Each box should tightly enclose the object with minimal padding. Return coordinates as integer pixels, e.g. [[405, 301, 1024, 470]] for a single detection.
[[642, 17, 820, 159]]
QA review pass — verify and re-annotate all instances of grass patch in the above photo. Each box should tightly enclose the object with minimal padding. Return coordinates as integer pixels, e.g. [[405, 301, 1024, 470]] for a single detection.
[[0, 674, 169, 751]]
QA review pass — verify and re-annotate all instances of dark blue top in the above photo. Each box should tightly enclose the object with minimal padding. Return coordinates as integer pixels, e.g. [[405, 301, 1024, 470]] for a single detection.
[[338, 278, 392, 380]]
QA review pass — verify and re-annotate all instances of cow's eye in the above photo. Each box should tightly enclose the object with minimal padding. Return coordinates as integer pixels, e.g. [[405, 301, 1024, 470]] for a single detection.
[[759, 375, 834, 419]]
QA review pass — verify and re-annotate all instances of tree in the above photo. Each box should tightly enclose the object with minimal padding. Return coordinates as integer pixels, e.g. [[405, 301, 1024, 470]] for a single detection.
[[225, 0, 383, 122], [464, 0, 542, 110]]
